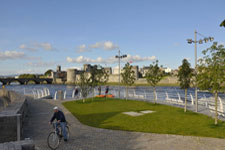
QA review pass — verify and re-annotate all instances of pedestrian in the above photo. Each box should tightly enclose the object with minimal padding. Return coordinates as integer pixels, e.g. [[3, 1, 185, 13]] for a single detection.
[[105, 86, 109, 95], [98, 86, 101, 95], [75, 88, 79, 98]]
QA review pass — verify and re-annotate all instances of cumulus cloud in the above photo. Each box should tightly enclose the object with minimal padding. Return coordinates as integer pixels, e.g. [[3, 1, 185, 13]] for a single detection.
[[76, 44, 90, 53], [67, 54, 156, 64], [123, 54, 156, 63], [26, 61, 56, 68], [76, 41, 119, 53], [0, 51, 25, 60], [19, 42, 53, 51]]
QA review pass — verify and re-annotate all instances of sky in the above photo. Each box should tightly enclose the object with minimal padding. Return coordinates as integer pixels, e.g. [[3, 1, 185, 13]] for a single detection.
[[0, 0, 224, 75]]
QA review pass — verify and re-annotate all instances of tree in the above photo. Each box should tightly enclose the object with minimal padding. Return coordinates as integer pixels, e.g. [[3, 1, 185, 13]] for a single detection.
[[18, 74, 36, 78], [197, 42, 225, 125], [146, 60, 164, 104], [77, 72, 92, 103], [44, 69, 53, 76], [89, 66, 109, 99], [220, 20, 225, 27], [121, 63, 136, 100], [177, 59, 193, 112]]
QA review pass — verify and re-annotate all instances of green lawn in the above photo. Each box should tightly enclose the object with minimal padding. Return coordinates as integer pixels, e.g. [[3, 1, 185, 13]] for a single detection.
[[63, 98, 225, 138]]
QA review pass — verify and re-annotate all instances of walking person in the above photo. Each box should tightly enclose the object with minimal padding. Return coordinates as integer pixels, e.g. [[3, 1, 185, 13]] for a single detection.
[[105, 86, 109, 98], [98, 86, 101, 95], [74, 87, 79, 99]]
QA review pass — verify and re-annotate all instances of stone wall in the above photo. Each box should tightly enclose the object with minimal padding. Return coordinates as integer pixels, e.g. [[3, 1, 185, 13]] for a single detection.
[[0, 139, 35, 150], [135, 76, 178, 85], [0, 89, 28, 143]]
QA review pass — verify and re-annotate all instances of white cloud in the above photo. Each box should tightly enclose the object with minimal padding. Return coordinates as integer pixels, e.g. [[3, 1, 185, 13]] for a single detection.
[[0, 51, 25, 60], [76, 44, 90, 53], [76, 41, 119, 53], [67, 54, 156, 64], [37, 43, 52, 50], [123, 54, 156, 63], [26, 61, 56, 68], [101, 41, 119, 50], [19, 42, 53, 51]]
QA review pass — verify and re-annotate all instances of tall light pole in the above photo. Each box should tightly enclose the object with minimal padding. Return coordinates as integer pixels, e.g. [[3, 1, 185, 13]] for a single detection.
[[187, 30, 214, 112], [115, 50, 127, 98]]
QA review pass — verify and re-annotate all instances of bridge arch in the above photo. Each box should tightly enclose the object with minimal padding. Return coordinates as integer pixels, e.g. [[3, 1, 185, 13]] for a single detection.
[[8, 79, 24, 85], [26, 80, 40, 85]]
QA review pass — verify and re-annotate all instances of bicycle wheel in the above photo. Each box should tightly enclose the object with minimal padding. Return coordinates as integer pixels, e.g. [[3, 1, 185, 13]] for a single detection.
[[66, 126, 70, 140], [47, 132, 60, 150]]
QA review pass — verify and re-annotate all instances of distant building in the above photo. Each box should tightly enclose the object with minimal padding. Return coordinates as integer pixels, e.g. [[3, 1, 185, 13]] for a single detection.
[[140, 66, 150, 77], [131, 66, 139, 79], [104, 67, 112, 75], [164, 67, 172, 73], [51, 65, 67, 84]]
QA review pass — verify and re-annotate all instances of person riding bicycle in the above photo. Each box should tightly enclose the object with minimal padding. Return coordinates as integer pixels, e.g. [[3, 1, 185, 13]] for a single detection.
[[49, 106, 68, 142]]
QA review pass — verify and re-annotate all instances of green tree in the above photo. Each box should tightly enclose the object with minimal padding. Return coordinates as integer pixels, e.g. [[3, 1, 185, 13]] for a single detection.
[[89, 66, 109, 100], [197, 42, 225, 125], [146, 60, 164, 104], [177, 59, 193, 112], [220, 20, 225, 27], [19, 74, 36, 78], [77, 72, 92, 103], [121, 63, 136, 100], [44, 69, 53, 76]]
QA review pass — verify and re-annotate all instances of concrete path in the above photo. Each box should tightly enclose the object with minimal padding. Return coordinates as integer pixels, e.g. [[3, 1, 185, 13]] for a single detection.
[[23, 99, 225, 150]]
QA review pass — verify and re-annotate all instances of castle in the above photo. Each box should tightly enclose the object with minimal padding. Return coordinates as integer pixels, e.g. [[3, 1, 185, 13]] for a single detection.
[[51, 64, 140, 84]]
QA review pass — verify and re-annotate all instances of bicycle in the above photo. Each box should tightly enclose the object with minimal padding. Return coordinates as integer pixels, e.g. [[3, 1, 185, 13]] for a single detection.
[[47, 122, 70, 150]]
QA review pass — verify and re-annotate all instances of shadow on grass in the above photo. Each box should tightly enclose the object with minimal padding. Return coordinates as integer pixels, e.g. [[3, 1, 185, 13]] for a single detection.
[[73, 111, 121, 128]]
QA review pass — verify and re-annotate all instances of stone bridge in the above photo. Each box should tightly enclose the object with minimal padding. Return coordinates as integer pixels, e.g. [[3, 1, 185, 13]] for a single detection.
[[0, 78, 53, 85]]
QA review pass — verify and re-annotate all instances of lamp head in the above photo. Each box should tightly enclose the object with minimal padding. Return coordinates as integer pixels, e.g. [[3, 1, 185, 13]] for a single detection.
[[187, 39, 193, 44]]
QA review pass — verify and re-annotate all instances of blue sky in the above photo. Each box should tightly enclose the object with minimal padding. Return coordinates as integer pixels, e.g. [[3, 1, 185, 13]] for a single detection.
[[0, 0, 224, 75]]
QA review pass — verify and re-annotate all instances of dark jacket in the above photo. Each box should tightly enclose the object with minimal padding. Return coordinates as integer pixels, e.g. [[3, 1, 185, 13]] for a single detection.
[[50, 110, 66, 123]]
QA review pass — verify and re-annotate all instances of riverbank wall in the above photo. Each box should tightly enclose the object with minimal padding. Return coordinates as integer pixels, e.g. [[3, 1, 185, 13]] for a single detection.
[[0, 89, 28, 143]]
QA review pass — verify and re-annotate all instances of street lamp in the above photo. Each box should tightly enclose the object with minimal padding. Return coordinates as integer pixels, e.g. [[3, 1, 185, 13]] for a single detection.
[[187, 30, 214, 112], [115, 50, 127, 98]]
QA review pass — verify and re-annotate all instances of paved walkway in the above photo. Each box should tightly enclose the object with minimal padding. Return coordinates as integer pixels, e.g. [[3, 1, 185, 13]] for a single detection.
[[23, 98, 225, 150]]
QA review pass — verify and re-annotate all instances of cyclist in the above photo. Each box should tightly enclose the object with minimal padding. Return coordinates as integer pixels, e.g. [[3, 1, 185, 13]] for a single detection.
[[49, 106, 68, 142]]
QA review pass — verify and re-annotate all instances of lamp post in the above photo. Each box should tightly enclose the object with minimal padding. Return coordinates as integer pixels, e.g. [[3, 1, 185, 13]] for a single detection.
[[187, 30, 214, 112], [115, 50, 127, 98]]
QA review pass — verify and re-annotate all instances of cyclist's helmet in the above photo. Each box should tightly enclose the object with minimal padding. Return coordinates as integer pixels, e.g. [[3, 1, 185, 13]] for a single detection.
[[53, 106, 58, 110]]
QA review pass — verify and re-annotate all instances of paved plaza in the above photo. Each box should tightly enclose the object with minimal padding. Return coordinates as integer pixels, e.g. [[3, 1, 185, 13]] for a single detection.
[[23, 98, 225, 150]]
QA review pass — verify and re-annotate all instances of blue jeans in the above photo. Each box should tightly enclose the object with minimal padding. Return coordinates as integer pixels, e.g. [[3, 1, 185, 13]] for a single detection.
[[54, 122, 67, 140]]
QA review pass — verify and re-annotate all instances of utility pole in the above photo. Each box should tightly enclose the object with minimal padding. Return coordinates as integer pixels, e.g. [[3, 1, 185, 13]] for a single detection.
[[118, 50, 121, 98], [187, 30, 214, 112], [194, 30, 198, 112], [115, 50, 127, 99]]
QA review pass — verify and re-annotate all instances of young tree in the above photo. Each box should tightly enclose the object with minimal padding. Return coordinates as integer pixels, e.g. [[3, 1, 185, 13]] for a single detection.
[[77, 72, 92, 103], [197, 42, 225, 125], [95, 67, 109, 91], [146, 60, 164, 104], [121, 63, 136, 100], [177, 59, 193, 112], [89, 66, 109, 99]]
